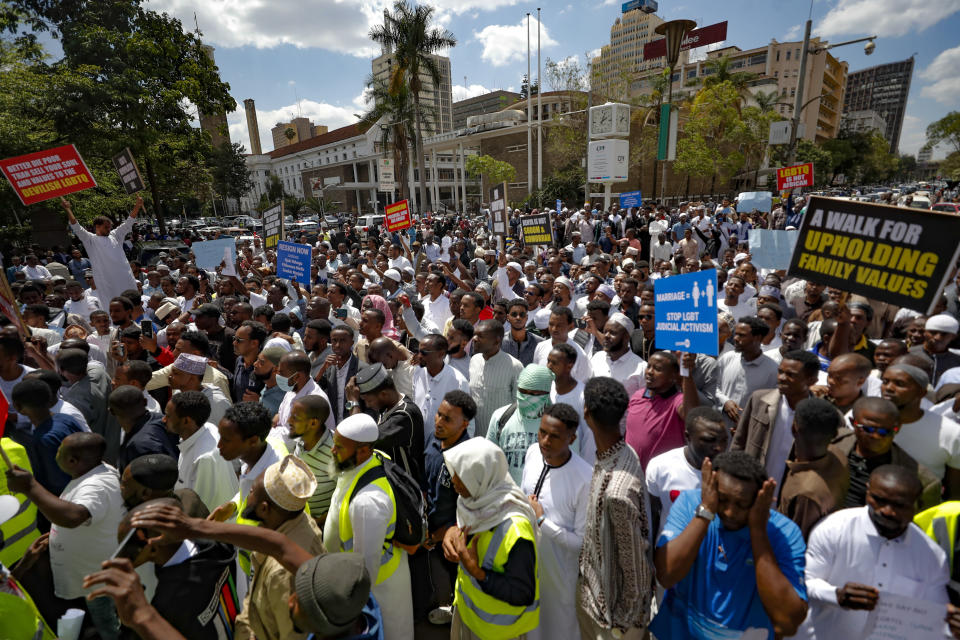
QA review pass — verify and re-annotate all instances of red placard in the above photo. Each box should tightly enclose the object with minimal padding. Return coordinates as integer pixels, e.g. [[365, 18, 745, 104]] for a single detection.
[[776, 163, 814, 191], [643, 21, 728, 61], [0, 144, 97, 206], [385, 199, 412, 232]]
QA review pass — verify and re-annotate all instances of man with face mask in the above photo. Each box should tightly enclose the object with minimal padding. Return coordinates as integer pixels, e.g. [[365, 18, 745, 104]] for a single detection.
[[324, 414, 414, 640], [233, 456, 324, 640], [800, 465, 950, 639], [486, 364, 555, 485]]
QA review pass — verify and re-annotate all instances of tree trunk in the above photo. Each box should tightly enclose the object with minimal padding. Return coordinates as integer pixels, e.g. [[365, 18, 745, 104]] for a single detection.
[[412, 94, 428, 215], [144, 154, 165, 237]]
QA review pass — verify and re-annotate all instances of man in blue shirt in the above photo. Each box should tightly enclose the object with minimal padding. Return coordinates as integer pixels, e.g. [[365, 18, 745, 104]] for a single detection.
[[671, 214, 691, 243], [8, 378, 85, 496], [651, 450, 808, 639]]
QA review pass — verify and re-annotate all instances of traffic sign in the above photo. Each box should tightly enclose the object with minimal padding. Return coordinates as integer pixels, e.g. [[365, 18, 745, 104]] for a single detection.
[[654, 269, 718, 355]]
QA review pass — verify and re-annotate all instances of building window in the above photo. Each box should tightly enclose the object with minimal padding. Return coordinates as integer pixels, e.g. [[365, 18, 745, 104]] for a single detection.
[[786, 50, 791, 61], [776, 51, 780, 61]]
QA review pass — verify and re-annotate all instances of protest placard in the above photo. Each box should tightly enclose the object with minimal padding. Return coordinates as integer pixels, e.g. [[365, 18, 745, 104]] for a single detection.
[[776, 163, 814, 191], [860, 592, 950, 639], [0, 144, 97, 205], [520, 212, 553, 246], [747, 230, 799, 269], [787, 196, 960, 314], [489, 183, 508, 236], [655, 269, 718, 356], [385, 199, 412, 232], [737, 191, 773, 213], [277, 241, 312, 291], [191, 238, 236, 271], [112, 148, 145, 194], [263, 203, 283, 249], [619, 190, 642, 208]]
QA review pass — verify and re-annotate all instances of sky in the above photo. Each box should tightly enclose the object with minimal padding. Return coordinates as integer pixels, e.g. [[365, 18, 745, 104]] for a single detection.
[[143, 0, 960, 160]]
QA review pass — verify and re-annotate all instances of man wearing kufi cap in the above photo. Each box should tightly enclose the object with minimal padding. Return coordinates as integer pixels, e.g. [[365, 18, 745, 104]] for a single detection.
[[379, 268, 403, 300], [910, 313, 960, 386], [591, 313, 649, 400], [234, 455, 326, 640], [493, 251, 525, 301], [120, 453, 209, 518], [171, 353, 232, 427], [324, 413, 415, 640]]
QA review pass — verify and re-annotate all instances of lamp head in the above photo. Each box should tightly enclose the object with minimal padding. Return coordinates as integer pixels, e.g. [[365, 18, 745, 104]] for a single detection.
[[864, 40, 876, 55]]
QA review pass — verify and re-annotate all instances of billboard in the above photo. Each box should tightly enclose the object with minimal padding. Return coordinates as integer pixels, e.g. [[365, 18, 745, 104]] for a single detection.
[[643, 21, 728, 61]]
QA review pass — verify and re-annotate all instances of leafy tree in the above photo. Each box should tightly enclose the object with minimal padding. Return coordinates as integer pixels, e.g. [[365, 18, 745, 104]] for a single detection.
[[209, 142, 253, 213], [792, 140, 833, 189], [675, 81, 747, 195], [283, 196, 306, 218], [924, 112, 960, 154], [369, 1, 456, 214], [939, 152, 960, 179], [284, 127, 296, 142], [266, 174, 285, 201], [519, 75, 540, 100], [465, 154, 516, 195]]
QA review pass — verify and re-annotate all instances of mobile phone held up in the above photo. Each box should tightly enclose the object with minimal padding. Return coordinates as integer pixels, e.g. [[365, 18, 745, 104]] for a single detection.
[[140, 320, 153, 339]]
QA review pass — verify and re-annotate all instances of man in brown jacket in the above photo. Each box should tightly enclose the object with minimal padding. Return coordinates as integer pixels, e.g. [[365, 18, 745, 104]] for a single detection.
[[778, 398, 849, 539]]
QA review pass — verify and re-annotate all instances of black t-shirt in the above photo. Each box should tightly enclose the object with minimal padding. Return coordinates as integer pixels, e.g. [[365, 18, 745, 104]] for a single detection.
[[147, 540, 238, 640], [844, 449, 891, 508]]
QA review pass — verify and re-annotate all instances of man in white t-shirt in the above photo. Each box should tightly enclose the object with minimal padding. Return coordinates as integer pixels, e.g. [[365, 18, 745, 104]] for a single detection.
[[6, 432, 124, 638], [716, 274, 756, 320], [545, 343, 596, 464], [646, 406, 728, 536]]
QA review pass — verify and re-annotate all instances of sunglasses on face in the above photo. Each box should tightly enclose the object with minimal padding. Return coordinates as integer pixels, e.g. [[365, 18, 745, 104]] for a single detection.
[[850, 418, 898, 436]]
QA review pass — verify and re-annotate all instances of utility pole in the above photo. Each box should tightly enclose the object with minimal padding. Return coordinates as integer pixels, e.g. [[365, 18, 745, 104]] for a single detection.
[[526, 13, 532, 200], [537, 7, 543, 196], [786, 19, 812, 166]]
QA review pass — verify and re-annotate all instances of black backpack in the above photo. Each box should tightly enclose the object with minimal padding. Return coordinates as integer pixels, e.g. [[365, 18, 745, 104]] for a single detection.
[[351, 451, 427, 547]]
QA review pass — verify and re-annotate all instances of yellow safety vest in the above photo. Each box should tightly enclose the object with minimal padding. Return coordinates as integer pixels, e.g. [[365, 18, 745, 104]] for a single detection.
[[338, 455, 400, 585], [454, 515, 539, 640], [915, 501, 960, 594], [233, 437, 293, 576], [0, 574, 56, 640], [0, 438, 40, 567]]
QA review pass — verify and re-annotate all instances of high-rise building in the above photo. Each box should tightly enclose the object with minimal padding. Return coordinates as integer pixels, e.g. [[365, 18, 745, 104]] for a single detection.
[[198, 46, 231, 148], [372, 52, 454, 134], [629, 38, 848, 143], [243, 99, 263, 155], [840, 110, 888, 136], [271, 117, 326, 151], [917, 146, 932, 164], [842, 57, 914, 154], [452, 90, 521, 130], [591, 5, 666, 99]]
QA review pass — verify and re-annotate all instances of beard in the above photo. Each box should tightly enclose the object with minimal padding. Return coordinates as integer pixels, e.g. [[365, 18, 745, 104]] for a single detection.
[[327, 453, 358, 480]]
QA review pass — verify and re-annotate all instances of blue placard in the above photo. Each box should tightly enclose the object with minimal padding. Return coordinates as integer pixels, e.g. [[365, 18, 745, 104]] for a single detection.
[[619, 190, 642, 208], [654, 269, 718, 355], [276, 241, 313, 292], [191, 238, 236, 271], [556, 199, 562, 215]]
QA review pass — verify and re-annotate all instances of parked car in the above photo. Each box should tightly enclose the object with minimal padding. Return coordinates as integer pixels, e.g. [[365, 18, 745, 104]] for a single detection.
[[356, 214, 385, 239], [931, 203, 960, 214]]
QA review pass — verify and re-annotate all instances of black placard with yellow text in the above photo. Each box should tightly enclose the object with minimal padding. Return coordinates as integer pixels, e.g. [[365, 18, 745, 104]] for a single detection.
[[519, 212, 553, 246], [787, 196, 960, 314]]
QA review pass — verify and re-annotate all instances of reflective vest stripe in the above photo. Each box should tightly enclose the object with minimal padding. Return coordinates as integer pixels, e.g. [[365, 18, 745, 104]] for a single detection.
[[933, 517, 952, 564], [0, 439, 40, 566], [455, 585, 539, 624], [338, 457, 400, 585]]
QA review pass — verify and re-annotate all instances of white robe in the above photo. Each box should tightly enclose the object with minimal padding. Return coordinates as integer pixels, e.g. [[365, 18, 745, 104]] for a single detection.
[[520, 445, 592, 640], [70, 216, 138, 305]]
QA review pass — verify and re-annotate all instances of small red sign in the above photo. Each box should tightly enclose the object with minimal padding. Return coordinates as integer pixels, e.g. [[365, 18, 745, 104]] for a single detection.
[[776, 163, 814, 191], [643, 21, 728, 61], [385, 199, 412, 232], [0, 144, 97, 206]]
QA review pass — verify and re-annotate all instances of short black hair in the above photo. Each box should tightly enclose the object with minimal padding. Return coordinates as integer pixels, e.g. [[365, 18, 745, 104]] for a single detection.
[[169, 390, 212, 426], [685, 406, 724, 432], [713, 451, 767, 490], [223, 402, 272, 441], [737, 316, 770, 337], [363, 308, 385, 326], [24, 369, 63, 396], [462, 291, 484, 309], [507, 298, 529, 312], [549, 342, 577, 364], [584, 377, 629, 429], [443, 390, 477, 421], [782, 350, 821, 377], [794, 397, 841, 445], [586, 299, 611, 315], [781, 318, 808, 337], [253, 305, 275, 321], [23, 304, 49, 320], [123, 360, 154, 386], [239, 320, 268, 347], [543, 402, 579, 431], [423, 333, 449, 352], [306, 319, 332, 336], [56, 348, 88, 375], [848, 301, 875, 321], [180, 274, 200, 292], [452, 318, 476, 340], [550, 306, 574, 325], [178, 330, 210, 354], [331, 324, 355, 340], [11, 378, 52, 410], [757, 303, 783, 321], [271, 312, 291, 334], [110, 296, 134, 311]]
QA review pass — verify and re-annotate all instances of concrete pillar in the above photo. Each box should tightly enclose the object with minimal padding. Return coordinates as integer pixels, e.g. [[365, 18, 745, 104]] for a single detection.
[[430, 148, 439, 211], [458, 143, 467, 213], [452, 146, 460, 213]]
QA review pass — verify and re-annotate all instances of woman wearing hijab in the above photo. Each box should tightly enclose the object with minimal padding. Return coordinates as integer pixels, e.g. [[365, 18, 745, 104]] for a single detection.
[[442, 438, 540, 640], [362, 294, 399, 340], [486, 364, 555, 484]]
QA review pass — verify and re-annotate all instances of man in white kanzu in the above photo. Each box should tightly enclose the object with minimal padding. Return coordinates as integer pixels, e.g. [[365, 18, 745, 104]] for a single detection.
[[61, 195, 140, 305]]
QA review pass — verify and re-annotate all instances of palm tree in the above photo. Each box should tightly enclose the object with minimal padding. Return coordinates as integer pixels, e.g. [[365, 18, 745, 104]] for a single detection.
[[370, 1, 456, 214], [752, 90, 780, 114], [702, 55, 759, 111]]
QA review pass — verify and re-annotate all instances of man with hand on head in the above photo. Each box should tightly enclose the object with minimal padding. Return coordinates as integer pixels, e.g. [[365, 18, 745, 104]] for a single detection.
[[170, 352, 232, 427]]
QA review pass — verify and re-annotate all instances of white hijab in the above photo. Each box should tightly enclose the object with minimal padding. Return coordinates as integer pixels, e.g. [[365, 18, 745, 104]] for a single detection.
[[443, 438, 537, 534]]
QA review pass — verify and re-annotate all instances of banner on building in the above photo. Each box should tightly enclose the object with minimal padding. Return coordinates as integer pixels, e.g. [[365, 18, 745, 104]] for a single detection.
[[787, 196, 960, 314], [385, 199, 412, 232], [112, 148, 145, 194], [654, 269, 718, 355], [277, 241, 312, 291], [378, 158, 396, 192], [0, 144, 97, 206], [263, 202, 283, 249], [489, 183, 509, 236], [776, 163, 814, 191], [643, 20, 728, 60], [520, 212, 554, 246]]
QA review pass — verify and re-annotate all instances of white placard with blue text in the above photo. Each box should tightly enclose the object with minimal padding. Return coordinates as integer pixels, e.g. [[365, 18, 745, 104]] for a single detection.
[[619, 190, 642, 208], [556, 199, 562, 215], [654, 269, 718, 356], [276, 241, 313, 291]]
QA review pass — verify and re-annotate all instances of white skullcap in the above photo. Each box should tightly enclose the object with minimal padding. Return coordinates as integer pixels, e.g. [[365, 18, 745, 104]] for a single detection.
[[506, 261, 523, 273], [383, 268, 401, 282], [336, 414, 380, 443], [596, 284, 616, 299], [554, 276, 573, 290], [608, 312, 635, 333], [173, 353, 207, 376], [734, 252, 748, 264], [264, 455, 318, 511], [926, 314, 960, 334]]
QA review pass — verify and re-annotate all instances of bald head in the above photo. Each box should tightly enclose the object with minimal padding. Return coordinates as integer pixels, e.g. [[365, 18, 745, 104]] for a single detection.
[[294, 394, 331, 426], [61, 432, 106, 476], [869, 464, 922, 502], [830, 353, 872, 378], [279, 351, 311, 376]]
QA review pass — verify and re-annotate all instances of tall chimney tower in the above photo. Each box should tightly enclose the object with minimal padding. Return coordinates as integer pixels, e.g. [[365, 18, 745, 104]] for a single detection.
[[243, 98, 262, 155]]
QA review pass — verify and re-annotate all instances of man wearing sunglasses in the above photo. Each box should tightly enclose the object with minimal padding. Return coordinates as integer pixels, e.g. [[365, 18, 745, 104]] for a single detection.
[[829, 397, 941, 510]]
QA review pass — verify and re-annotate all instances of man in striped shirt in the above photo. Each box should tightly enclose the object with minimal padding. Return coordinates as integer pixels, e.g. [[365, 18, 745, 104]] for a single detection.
[[288, 395, 336, 526]]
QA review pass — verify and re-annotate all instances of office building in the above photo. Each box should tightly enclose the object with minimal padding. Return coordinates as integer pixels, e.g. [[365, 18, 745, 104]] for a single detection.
[[591, 6, 666, 99], [453, 90, 521, 130], [840, 110, 888, 136], [271, 118, 328, 151], [371, 52, 454, 134], [842, 57, 914, 154]]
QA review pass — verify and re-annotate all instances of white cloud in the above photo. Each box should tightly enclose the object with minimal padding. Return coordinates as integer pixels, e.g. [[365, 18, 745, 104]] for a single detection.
[[227, 99, 361, 154], [920, 45, 960, 104], [588, 47, 602, 60], [473, 16, 558, 67], [687, 42, 725, 63], [815, 0, 960, 38], [453, 83, 493, 101], [783, 24, 801, 40]]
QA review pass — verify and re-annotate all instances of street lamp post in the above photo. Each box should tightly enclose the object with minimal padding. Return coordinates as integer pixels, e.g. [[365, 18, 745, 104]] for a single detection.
[[655, 19, 697, 204]]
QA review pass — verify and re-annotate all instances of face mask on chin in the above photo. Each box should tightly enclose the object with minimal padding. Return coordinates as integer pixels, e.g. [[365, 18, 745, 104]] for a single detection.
[[517, 392, 551, 421]]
